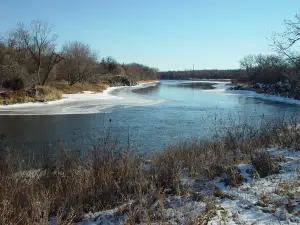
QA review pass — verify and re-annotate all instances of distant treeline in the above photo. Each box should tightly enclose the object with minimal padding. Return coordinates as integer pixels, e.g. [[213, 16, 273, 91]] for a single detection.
[[159, 69, 242, 80]]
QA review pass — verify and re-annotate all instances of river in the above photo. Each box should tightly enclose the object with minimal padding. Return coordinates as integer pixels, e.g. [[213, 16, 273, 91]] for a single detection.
[[0, 80, 299, 154]]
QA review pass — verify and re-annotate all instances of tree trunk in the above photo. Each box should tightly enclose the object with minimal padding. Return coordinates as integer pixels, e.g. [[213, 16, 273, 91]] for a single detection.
[[37, 63, 41, 85]]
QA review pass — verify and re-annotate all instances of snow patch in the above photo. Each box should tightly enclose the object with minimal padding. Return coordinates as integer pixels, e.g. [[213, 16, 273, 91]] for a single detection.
[[0, 82, 163, 115], [228, 89, 300, 106], [70, 147, 300, 224]]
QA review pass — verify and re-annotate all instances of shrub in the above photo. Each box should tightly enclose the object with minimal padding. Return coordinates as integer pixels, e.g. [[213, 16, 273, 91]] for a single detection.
[[2, 77, 24, 91], [50, 82, 109, 94], [251, 151, 280, 178], [223, 166, 244, 187], [36, 86, 62, 101]]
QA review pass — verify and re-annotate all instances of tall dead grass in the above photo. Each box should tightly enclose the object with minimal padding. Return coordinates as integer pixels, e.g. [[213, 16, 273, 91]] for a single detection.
[[0, 86, 62, 105], [0, 81, 109, 105], [50, 81, 109, 94], [0, 115, 299, 224]]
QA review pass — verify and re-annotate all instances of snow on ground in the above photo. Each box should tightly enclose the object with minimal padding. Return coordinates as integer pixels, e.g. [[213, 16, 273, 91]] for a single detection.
[[0, 81, 163, 115], [200, 82, 231, 92], [192, 81, 300, 105], [65, 148, 300, 224], [209, 148, 300, 225], [227, 89, 300, 106]]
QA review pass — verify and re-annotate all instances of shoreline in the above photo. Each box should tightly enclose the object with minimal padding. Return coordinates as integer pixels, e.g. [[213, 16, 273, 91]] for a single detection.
[[1, 79, 300, 115], [0, 81, 161, 115], [227, 88, 300, 106], [228, 82, 300, 106], [5, 119, 300, 224]]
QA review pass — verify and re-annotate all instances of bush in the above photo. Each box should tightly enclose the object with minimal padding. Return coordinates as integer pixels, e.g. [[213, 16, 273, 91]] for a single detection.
[[2, 77, 24, 91], [251, 151, 280, 178], [223, 166, 244, 187], [36, 86, 62, 100]]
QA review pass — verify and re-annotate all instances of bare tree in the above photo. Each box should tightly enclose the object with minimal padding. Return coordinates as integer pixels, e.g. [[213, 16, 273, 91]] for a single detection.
[[240, 55, 256, 72], [100, 56, 123, 74], [272, 14, 300, 65], [41, 49, 62, 85], [10, 20, 61, 85], [0, 34, 5, 64], [61, 41, 98, 85]]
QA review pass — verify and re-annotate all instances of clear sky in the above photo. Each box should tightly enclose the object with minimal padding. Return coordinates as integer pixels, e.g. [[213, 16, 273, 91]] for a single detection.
[[0, 0, 299, 71]]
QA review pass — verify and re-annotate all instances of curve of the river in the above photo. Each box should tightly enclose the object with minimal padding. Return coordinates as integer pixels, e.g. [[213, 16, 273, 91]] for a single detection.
[[1, 80, 300, 154], [0, 82, 163, 115]]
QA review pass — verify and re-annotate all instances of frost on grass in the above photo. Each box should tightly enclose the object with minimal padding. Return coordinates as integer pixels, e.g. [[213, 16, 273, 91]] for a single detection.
[[70, 147, 300, 225], [209, 148, 300, 225]]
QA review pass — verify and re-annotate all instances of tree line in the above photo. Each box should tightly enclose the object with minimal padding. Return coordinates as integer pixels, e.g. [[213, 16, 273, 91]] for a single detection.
[[238, 14, 300, 87], [0, 20, 158, 90], [159, 69, 242, 80]]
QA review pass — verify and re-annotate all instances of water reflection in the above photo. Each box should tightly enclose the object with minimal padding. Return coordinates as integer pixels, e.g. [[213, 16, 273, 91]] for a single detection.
[[167, 82, 217, 90]]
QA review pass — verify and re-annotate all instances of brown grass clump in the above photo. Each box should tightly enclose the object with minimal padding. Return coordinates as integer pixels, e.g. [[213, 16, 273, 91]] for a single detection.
[[0, 86, 62, 105], [50, 81, 109, 94], [0, 81, 109, 105], [223, 166, 244, 187], [0, 148, 146, 224], [188, 202, 217, 225], [214, 189, 234, 199], [251, 151, 281, 178]]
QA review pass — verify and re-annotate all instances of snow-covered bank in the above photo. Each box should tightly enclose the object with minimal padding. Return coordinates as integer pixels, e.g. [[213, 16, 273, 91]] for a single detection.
[[202, 81, 231, 92], [208, 148, 300, 224], [0, 81, 162, 115], [227, 88, 300, 106], [72, 147, 300, 225]]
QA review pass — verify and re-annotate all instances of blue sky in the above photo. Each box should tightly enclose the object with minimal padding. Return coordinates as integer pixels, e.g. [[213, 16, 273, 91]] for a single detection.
[[0, 0, 299, 71]]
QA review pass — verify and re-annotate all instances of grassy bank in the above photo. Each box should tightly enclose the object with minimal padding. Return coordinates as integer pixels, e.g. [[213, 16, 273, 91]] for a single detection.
[[49, 82, 109, 94], [136, 80, 158, 84], [0, 82, 109, 105], [0, 116, 299, 224], [0, 86, 63, 105], [0, 80, 157, 105], [231, 82, 300, 100]]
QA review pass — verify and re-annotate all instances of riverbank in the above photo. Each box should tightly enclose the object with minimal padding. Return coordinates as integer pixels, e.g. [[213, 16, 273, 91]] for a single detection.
[[229, 89, 300, 106], [228, 85, 300, 106], [0, 80, 159, 107], [137, 80, 158, 84], [1, 117, 300, 224], [0, 80, 161, 115], [0, 86, 63, 105], [229, 82, 300, 104], [5, 79, 300, 113]]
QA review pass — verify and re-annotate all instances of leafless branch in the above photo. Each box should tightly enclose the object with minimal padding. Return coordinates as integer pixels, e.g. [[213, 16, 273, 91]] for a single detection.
[[61, 41, 98, 85], [9, 20, 59, 85]]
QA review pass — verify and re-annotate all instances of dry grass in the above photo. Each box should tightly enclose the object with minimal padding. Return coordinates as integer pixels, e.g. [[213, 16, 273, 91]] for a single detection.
[[136, 80, 158, 84], [50, 81, 109, 94], [0, 147, 155, 224], [0, 81, 109, 105], [251, 151, 281, 178], [0, 117, 299, 224], [0, 86, 62, 105], [214, 189, 234, 199]]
